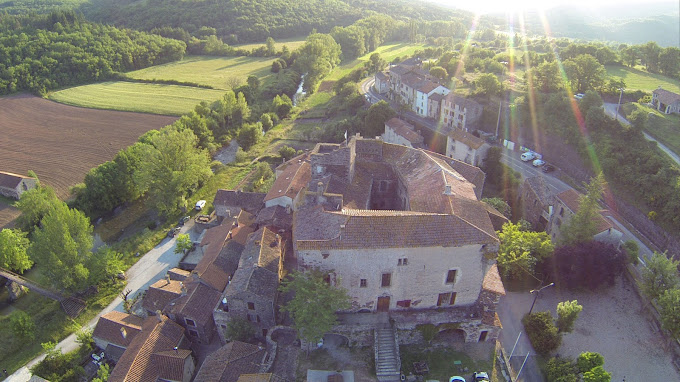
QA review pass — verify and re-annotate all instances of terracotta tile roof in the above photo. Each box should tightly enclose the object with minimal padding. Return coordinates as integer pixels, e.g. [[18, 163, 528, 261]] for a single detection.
[[238, 374, 286, 382], [142, 279, 183, 314], [426, 151, 486, 193], [429, 92, 446, 102], [93, 311, 144, 348], [524, 176, 554, 207], [295, 207, 497, 250], [482, 264, 506, 295], [442, 93, 483, 114], [168, 268, 190, 281], [255, 205, 292, 230], [448, 129, 486, 150], [194, 221, 254, 292], [556, 189, 613, 234], [193, 341, 266, 382], [151, 349, 192, 381], [238, 210, 258, 228], [384, 117, 424, 146], [265, 158, 311, 202], [480, 201, 510, 231], [0, 170, 33, 189], [226, 227, 281, 298], [109, 316, 188, 382], [214, 189, 265, 213], [653, 87, 680, 105], [417, 80, 440, 94], [375, 71, 389, 81], [168, 278, 222, 326], [389, 65, 410, 76]]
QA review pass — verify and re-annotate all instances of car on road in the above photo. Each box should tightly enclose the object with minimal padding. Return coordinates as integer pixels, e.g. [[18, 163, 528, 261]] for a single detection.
[[521, 151, 541, 161], [472, 371, 489, 381], [195, 200, 206, 210], [574, 93, 584, 100], [168, 227, 181, 237], [532, 159, 546, 167], [178, 215, 191, 226], [449, 377, 466, 382], [542, 164, 555, 173]]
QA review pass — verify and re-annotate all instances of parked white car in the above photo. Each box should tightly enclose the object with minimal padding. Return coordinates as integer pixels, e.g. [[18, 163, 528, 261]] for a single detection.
[[574, 93, 585, 100], [195, 200, 206, 211], [533, 159, 546, 167], [521, 151, 536, 161]]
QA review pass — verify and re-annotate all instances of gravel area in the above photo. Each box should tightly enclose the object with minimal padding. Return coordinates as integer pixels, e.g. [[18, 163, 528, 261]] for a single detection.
[[530, 276, 680, 381], [213, 140, 239, 164]]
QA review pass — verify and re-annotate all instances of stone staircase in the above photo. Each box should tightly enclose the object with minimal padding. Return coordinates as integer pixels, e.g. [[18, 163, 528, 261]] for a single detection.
[[374, 326, 401, 382]]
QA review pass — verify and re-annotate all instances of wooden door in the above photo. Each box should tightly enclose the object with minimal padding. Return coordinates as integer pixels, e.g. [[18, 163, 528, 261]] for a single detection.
[[377, 296, 390, 312]]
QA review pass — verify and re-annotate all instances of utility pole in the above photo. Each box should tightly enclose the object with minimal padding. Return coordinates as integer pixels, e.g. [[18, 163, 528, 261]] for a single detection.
[[529, 282, 555, 315], [495, 100, 502, 139], [615, 87, 625, 121]]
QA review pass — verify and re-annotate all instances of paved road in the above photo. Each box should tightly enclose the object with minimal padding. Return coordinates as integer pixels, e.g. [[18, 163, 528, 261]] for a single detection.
[[602, 102, 680, 166], [7, 221, 199, 382]]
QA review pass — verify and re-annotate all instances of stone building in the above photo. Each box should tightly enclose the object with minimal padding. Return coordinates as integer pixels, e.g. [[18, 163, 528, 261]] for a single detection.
[[548, 189, 623, 245], [652, 86, 680, 115], [381, 117, 424, 149], [445, 129, 489, 167], [92, 311, 144, 362], [213, 190, 265, 221], [0, 171, 37, 200], [439, 94, 483, 131], [521, 176, 554, 232]]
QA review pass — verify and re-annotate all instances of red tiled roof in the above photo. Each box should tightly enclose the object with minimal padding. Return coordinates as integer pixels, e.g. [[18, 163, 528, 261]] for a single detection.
[[385, 118, 423, 146], [168, 279, 222, 326], [653, 87, 680, 105], [0, 170, 33, 189], [193, 341, 266, 382], [265, 158, 311, 202], [151, 349, 192, 381], [93, 312, 144, 348], [556, 189, 613, 234], [142, 279, 183, 314], [109, 316, 188, 382], [482, 264, 505, 295], [448, 129, 486, 150], [214, 189, 265, 213]]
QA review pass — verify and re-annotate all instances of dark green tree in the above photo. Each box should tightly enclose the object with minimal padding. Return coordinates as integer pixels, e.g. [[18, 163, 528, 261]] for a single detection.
[[225, 318, 256, 342], [559, 173, 605, 245], [658, 288, 680, 339], [237, 123, 262, 151], [639, 252, 680, 301], [362, 100, 395, 138], [10, 310, 35, 340], [577, 352, 605, 373]]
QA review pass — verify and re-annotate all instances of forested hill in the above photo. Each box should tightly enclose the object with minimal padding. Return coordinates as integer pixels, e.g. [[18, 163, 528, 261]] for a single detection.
[[78, 0, 471, 43], [0, 10, 186, 94]]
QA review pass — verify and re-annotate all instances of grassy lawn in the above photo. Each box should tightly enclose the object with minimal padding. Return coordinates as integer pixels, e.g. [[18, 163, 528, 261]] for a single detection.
[[49, 82, 226, 116], [235, 36, 307, 51], [622, 103, 680, 158], [126, 55, 277, 89], [400, 344, 494, 381], [605, 65, 680, 93]]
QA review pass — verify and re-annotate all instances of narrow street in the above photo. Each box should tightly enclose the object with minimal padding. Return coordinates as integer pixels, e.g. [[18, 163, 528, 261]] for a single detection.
[[8, 220, 200, 382]]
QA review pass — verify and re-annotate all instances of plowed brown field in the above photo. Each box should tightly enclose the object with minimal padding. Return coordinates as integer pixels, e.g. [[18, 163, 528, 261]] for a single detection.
[[0, 95, 177, 226]]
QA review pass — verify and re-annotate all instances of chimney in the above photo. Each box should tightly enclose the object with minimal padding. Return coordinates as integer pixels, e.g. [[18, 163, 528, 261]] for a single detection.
[[339, 224, 345, 240], [156, 310, 163, 321], [165, 274, 170, 285], [180, 282, 187, 296], [444, 184, 452, 195], [120, 327, 127, 339], [316, 181, 324, 204]]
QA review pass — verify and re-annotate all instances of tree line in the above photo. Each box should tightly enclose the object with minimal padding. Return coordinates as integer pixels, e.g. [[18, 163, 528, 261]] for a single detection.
[[0, 10, 186, 95]]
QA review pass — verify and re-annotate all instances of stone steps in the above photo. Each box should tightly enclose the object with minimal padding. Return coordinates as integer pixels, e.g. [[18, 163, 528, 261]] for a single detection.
[[375, 327, 401, 382]]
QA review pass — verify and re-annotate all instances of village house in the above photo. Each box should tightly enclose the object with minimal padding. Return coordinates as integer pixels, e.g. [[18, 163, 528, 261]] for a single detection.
[[263, 153, 310, 210], [213, 189, 265, 221], [108, 315, 195, 382], [193, 341, 268, 382], [213, 226, 283, 342], [445, 129, 490, 166], [520, 176, 554, 232], [0, 170, 37, 200], [548, 189, 623, 245], [652, 86, 680, 114], [383, 60, 449, 117], [374, 71, 390, 94], [92, 311, 144, 363], [381, 117, 424, 149], [439, 93, 483, 131]]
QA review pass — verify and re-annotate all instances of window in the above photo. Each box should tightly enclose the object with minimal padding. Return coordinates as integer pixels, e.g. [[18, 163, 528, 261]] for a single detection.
[[437, 292, 451, 306], [396, 300, 411, 308], [247, 314, 253, 322], [188, 329, 199, 337], [381, 273, 391, 287], [185, 318, 196, 327], [398, 258, 408, 266], [248, 302, 255, 310], [360, 279, 367, 288], [450, 292, 457, 305], [445, 270, 457, 284]]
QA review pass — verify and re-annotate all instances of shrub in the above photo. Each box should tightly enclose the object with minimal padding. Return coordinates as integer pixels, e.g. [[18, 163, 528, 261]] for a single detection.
[[10, 311, 35, 340], [583, 366, 611, 382], [545, 357, 578, 382], [225, 318, 256, 342], [522, 311, 561, 355], [279, 145, 297, 161], [556, 300, 583, 333], [577, 352, 605, 373], [416, 324, 437, 343]]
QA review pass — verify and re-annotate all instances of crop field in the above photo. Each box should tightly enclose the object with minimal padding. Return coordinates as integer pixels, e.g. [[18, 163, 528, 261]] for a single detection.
[[327, 42, 429, 82], [606, 65, 680, 93], [126, 55, 277, 89], [235, 36, 307, 51], [49, 81, 226, 115], [0, 94, 177, 200]]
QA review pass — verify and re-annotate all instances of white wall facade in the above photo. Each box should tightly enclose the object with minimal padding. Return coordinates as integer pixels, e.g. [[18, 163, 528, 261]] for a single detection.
[[381, 125, 414, 148], [297, 244, 487, 312], [445, 136, 487, 166]]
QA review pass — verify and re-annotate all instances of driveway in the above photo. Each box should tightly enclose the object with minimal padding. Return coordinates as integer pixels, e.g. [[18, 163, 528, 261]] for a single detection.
[[7, 221, 200, 382]]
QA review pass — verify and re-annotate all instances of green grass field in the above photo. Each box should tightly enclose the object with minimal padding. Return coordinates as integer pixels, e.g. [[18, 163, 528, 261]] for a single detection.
[[327, 42, 429, 82], [126, 55, 276, 89], [49, 82, 226, 115], [606, 65, 680, 93], [623, 103, 680, 158], [235, 36, 307, 52]]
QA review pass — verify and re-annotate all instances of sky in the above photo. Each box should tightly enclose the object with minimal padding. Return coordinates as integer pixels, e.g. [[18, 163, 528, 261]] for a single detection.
[[426, 0, 676, 14]]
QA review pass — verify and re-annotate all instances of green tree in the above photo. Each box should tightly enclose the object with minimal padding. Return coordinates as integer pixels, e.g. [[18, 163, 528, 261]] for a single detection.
[[639, 252, 680, 301], [366, 53, 386, 74], [0, 228, 33, 273], [564, 54, 606, 92], [576, 352, 605, 373], [92, 363, 110, 382], [556, 300, 583, 333], [578, 90, 603, 115], [362, 100, 395, 138], [272, 94, 293, 119], [279, 270, 351, 346], [641, 41, 661, 73], [582, 366, 611, 382], [482, 197, 511, 218], [87, 246, 125, 285], [15, 184, 61, 233], [10, 310, 35, 340], [135, 127, 213, 216], [265, 37, 276, 56], [174, 234, 193, 254], [545, 357, 578, 382], [247, 75, 260, 91], [628, 108, 648, 132], [497, 222, 554, 280], [225, 318, 256, 342], [29, 202, 94, 291], [522, 311, 561, 356], [531, 61, 563, 92], [658, 288, 680, 338], [429, 66, 448, 81], [658, 47, 680, 78], [237, 123, 262, 151], [279, 145, 297, 161], [475, 73, 501, 97], [260, 113, 274, 131], [295, 33, 342, 93], [621, 240, 639, 264], [246, 162, 275, 193], [559, 173, 606, 245]]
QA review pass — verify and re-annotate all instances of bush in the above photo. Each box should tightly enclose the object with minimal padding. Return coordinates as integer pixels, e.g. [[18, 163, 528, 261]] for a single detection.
[[556, 300, 582, 333], [522, 312, 561, 355], [225, 318, 256, 342], [583, 366, 611, 382], [10, 311, 35, 340], [416, 324, 437, 343], [577, 352, 605, 373], [279, 145, 297, 161], [545, 357, 578, 382], [622, 240, 639, 264]]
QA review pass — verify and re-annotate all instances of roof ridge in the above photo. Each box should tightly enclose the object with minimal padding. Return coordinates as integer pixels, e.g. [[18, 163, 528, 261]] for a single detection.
[[446, 199, 498, 242]]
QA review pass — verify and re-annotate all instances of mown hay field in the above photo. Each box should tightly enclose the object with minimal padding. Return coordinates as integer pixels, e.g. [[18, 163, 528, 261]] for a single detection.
[[606, 65, 680, 93], [49, 81, 226, 116], [126, 55, 277, 89], [0, 94, 176, 201], [235, 36, 306, 52]]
